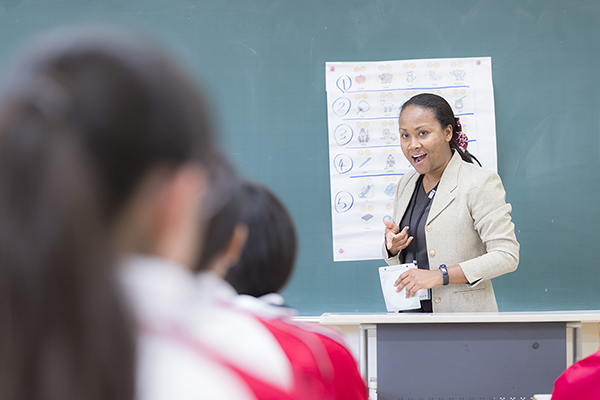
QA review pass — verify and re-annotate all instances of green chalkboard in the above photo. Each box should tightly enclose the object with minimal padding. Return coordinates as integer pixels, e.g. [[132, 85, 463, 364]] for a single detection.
[[1, 0, 599, 315]]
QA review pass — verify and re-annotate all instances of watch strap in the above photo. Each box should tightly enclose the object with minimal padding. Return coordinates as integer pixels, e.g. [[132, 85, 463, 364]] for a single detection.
[[439, 264, 449, 286]]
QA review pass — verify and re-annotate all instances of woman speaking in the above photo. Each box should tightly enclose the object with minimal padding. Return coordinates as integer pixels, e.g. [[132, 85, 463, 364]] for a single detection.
[[383, 93, 519, 313]]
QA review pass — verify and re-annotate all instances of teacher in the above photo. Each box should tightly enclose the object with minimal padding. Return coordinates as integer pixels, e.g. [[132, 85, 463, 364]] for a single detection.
[[382, 93, 519, 312]]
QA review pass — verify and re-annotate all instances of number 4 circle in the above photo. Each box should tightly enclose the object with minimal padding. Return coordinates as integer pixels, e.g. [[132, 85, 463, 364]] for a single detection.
[[334, 154, 353, 174]]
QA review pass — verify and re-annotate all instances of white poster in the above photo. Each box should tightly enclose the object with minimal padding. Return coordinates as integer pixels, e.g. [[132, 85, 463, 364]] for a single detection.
[[325, 57, 497, 262]]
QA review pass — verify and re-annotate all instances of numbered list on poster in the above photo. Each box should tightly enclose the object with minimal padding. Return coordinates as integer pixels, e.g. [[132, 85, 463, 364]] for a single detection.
[[325, 57, 497, 261]]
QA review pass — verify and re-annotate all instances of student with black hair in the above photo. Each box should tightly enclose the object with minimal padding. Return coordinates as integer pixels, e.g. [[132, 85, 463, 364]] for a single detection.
[[198, 180, 368, 400], [224, 181, 297, 300]]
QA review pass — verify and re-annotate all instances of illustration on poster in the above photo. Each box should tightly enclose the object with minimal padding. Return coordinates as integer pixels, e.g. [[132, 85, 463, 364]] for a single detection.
[[384, 183, 397, 197], [358, 128, 370, 145], [450, 69, 467, 80], [356, 100, 370, 114], [429, 70, 442, 81], [359, 157, 372, 169], [358, 184, 374, 199], [380, 100, 394, 115], [455, 95, 467, 110], [381, 128, 398, 143], [379, 73, 393, 84], [361, 214, 374, 223], [384, 154, 396, 172]]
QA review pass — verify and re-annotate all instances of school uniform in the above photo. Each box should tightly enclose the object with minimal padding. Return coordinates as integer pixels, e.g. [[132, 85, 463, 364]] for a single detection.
[[119, 255, 293, 400], [551, 350, 600, 399], [233, 293, 368, 400], [120, 255, 365, 400]]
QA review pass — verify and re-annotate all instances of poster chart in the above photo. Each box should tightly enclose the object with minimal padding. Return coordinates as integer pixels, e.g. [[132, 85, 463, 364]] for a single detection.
[[325, 57, 497, 262]]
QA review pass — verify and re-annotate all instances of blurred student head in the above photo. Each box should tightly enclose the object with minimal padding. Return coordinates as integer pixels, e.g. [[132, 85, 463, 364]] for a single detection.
[[195, 162, 249, 277], [225, 181, 297, 298], [0, 27, 140, 400], [2, 26, 221, 267]]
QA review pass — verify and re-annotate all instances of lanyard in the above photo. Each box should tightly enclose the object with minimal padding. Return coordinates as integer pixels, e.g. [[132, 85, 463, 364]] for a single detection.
[[406, 175, 438, 266]]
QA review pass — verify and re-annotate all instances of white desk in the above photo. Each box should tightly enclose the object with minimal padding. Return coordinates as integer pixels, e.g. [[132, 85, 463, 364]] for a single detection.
[[320, 311, 600, 399]]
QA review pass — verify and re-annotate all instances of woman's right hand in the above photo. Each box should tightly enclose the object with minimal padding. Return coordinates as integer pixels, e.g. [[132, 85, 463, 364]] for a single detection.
[[384, 220, 413, 257]]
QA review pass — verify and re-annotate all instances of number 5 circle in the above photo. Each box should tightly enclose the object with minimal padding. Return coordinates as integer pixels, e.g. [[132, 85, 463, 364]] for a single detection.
[[334, 191, 354, 214]]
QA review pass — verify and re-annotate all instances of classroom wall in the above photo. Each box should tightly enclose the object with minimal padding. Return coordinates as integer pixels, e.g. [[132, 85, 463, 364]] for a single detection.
[[1, 0, 600, 315]]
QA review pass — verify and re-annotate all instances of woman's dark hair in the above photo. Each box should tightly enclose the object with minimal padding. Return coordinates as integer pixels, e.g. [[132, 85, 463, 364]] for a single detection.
[[224, 181, 297, 298], [400, 93, 481, 165], [0, 36, 135, 400]]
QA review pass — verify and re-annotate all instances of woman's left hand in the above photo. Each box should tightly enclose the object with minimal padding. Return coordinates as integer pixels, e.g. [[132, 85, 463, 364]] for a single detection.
[[394, 269, 443, 297]]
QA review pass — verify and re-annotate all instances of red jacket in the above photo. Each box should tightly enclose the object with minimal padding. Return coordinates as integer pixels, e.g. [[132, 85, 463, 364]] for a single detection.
[[552, 350, 600, 400]]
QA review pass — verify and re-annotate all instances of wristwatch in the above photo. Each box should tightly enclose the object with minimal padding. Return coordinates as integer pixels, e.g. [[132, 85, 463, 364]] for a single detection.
[[439, 264, 449, 286]]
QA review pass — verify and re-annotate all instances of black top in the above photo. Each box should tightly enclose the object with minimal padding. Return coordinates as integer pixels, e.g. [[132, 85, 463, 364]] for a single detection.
[[398, 175, 436, 313], [400, 178, 433, 271]]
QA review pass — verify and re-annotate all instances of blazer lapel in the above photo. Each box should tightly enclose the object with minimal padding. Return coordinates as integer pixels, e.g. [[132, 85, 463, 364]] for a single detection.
[[427, 151, 461, 224]]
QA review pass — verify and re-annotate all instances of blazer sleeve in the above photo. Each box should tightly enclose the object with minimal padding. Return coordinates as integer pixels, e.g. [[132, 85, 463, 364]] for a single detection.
[[458, 171, 519, 286]]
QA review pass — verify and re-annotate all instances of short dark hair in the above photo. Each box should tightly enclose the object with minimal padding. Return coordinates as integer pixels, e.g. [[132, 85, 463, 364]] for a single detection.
[[400, 93, 480, 165], [224, 181, 297, 297], [195, 157, 243, 272]]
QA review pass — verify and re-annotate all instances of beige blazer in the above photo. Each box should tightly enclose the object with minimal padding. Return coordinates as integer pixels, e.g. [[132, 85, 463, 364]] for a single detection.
[[382, 151, 519, 312]]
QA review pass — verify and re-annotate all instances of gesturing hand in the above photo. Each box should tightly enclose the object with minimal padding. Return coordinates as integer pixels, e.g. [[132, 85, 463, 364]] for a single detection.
[[384, 220, 413, 257]]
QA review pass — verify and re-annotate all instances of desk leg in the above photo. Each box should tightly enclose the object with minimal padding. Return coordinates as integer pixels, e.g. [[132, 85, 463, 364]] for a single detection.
[[566, 321, 582, 364], [359, 324, 368, 380], [358, 324, 376, 381]]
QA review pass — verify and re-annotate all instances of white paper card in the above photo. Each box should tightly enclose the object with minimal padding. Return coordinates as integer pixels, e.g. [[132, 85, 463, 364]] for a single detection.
[[419, 288, 431, 301], [378, 263, 428, 312]]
